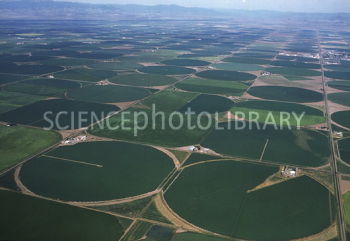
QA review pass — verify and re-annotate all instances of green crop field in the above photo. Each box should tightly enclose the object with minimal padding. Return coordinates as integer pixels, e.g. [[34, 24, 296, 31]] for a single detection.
[[266, 67, 321, 77], [138, 66, 195, 75], [325, 71, 350, 80], [0, 62, 64, 75], [0, 190, 126, 241], [87, 61, 142, 71], [4, 78, 81, 97], [20, 141, 174, 201], [179, 94, 233, 113], [328, 80, 350, 91], [328, 92, 350, 106], [0, 90, 45, 114], [109, 73, 177, 87], [67, 84, 152, 103], [54, 68, 118, 82], [141, 89, 197, 112], [0, 125, 60, 171], [212, 62, 264, 71], [230, 100, 325, 126], [222, 57, 271, 65], [339, 138, 350, 164], [165, 161, 333, 240], [173, 232, 231, 241], [0, 73, 30, 85], [0, 99, 119, 130], [175, 77, 248, 96], [201, 121, 329, 167], [271, 60, 320, 69], [196, 70, 257, 81], [161, 59, 210, 66], [248, 86, 324, 103], [332, 111, 350, 129], [88, 108, 212, 147]]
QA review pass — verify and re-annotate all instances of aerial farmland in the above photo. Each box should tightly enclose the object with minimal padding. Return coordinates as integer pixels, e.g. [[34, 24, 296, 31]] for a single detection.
[[0, 1, 350, 240]]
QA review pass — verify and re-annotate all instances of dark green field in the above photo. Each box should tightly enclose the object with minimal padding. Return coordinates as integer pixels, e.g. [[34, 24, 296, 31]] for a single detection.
[[138, 66, 195, 75], [175, 78, 248, 96], [0, 190, 126, 241], [87, 61, 142, 71], [248, 86, 324, 103], [230, 100, 325, 126], [0, 125, 60, 171], [212, 62, 264, 71], [20, 141, 174, 201], [109, 73, 177, 87], [339, 138, 350, 164], [328, 92, 350, 106], [201, 121, 329, 167], [161, 59, 210, 66], [4, 78, 81, 97], [173, 232, 231, 241], [54, 68, 118, 82], [266, 67, 321, 77], [67, 84, 152, 103], [0, 62, 64, 75], [179, 94, 233, 113], [0, 73, 30, 85], [165, 161, 332, 240], [196, 70, 257, 81], [271, 60, 320, 69], [328, 80, 350, 91], [222, 57, 271, 65], [0, 99, 119, 130], [325, 71, 350, 80], [332, 111, 350, 129]]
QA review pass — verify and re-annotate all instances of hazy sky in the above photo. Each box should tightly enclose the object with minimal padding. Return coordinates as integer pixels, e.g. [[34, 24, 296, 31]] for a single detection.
[[68, 0, 350, 13]]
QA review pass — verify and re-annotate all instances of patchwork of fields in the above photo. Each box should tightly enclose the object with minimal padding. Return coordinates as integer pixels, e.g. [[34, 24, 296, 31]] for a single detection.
[[0, 18, 349, 241]]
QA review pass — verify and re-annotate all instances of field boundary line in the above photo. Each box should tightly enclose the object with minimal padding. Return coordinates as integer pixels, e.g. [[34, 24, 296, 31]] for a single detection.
[[259, 139, 270, 161], [42, 154, 103, 168]]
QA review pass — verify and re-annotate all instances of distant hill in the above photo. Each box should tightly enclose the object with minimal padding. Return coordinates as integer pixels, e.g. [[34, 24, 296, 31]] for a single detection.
[[0, 0, 224, 20], [0, 0, 349, 20]]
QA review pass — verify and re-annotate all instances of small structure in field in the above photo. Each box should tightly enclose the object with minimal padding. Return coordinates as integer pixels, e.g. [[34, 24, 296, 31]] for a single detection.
[[333, 131, 343, 139], [62, 135, 87, 145], [281, 166, 298, 178], [96, 79, 110, 86], [260, 71, 271, 76]]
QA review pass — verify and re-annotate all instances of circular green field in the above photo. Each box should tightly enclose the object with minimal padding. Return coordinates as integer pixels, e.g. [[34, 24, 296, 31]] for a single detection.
[[328, 80, 350, 91], [178, 94, 233, 113], [332, 111, 350, 129], [138, 66, 195, 75], [339, 138, 350, 164], [328, 92, 350, 106], [161, 59, 210, 67], [248, 86, 323, 103], [109, 74, 177, 87], [165, 161, 333, 240], [67, 85, 152, 103], [20, 141, 174, 201], [196, 70, 257, 81]]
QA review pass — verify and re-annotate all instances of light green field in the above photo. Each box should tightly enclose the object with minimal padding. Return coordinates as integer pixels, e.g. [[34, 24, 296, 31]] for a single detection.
[[230, 100, 325, 126], [175, 78, 248, 96], [0, 125, 61, 171]]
